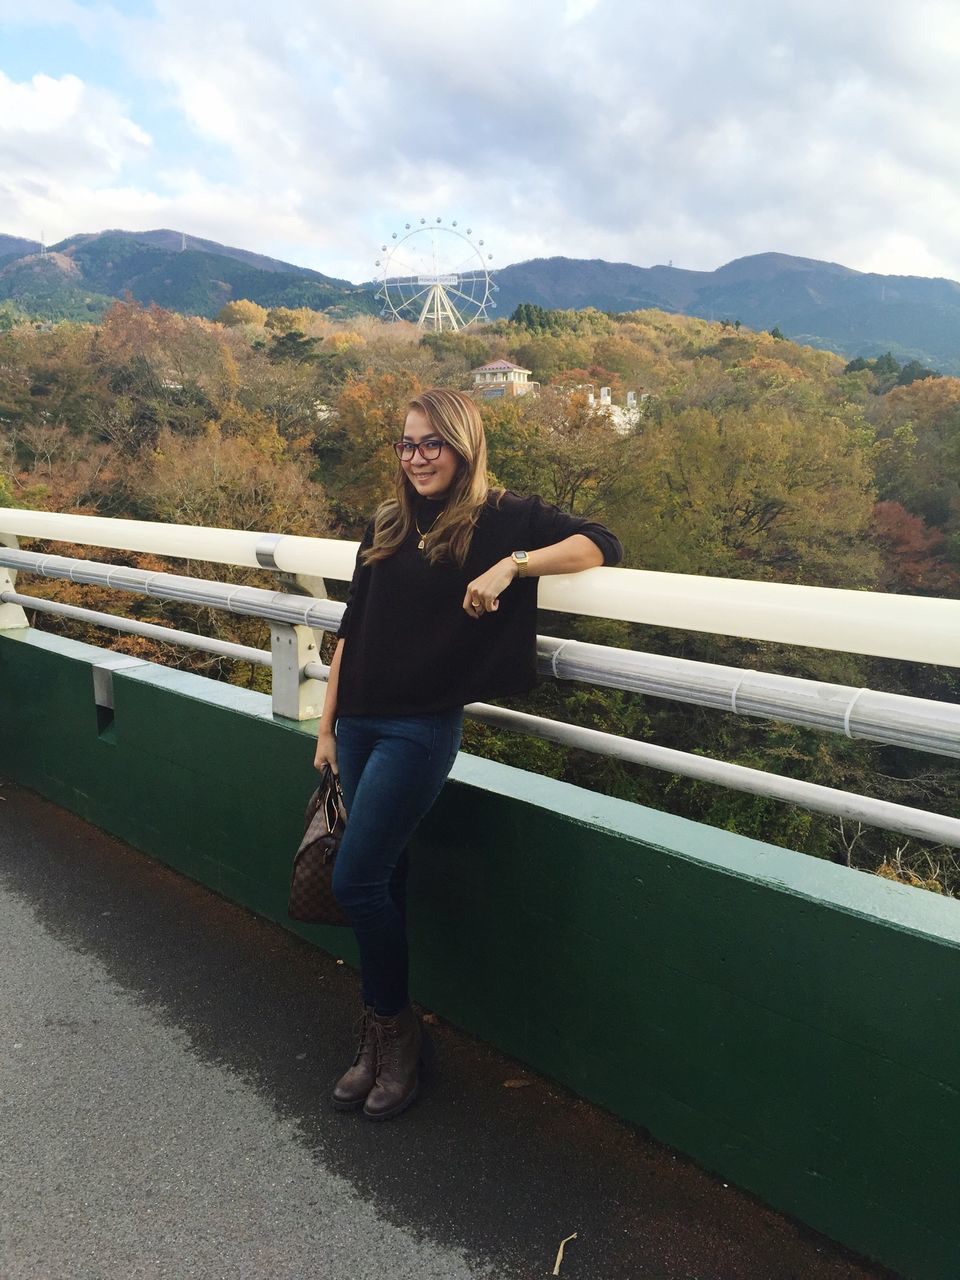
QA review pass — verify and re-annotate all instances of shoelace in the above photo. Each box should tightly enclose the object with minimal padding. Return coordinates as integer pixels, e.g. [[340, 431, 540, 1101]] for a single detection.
[[373, 1016, 406, 1070], [352, 1008, 375, 1064]]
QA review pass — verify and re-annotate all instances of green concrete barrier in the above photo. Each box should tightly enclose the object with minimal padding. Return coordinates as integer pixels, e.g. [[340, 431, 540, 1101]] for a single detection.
[[2, 626, 958, 1279]]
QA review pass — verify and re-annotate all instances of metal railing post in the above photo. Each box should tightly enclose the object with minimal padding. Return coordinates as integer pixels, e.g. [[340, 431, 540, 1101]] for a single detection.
[[257, 534, 329, 720], [270, 623, 326, 721], [0, 534, 28, 631]]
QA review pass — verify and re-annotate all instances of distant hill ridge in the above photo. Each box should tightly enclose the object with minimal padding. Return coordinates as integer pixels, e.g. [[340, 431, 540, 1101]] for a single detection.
[[2, 228, 960, 372], [54, 228, 354, 283], [488, 253, 960, 371], [0, 234, 41, 261], [0, 229, 375, 324]]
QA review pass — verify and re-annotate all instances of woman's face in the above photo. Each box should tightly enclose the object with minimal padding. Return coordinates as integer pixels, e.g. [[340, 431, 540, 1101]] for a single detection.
[[400, 408, 462, 500]]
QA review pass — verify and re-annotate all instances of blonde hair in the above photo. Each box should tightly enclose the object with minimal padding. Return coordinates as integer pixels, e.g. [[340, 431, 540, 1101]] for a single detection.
[[362, 388, 501, 568]]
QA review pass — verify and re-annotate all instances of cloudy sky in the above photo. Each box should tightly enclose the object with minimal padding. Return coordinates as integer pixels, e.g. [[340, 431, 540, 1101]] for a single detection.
[[3, 0, 960, 285]]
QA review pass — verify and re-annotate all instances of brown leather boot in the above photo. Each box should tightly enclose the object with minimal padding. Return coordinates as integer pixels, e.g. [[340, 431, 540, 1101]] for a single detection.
[[331, 1003, 378, 1111], [363, 1005, 422, 1121]]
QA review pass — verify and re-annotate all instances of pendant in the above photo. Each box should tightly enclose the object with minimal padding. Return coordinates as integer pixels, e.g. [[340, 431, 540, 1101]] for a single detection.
[[418, 538, 425, 550]]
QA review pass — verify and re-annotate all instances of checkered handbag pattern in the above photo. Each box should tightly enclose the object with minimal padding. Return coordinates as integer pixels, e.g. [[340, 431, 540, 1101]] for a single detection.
[[288, 766, 351, 926]]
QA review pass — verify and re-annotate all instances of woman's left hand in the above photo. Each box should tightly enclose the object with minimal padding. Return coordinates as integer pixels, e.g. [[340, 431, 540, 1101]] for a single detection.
[[463, 557, 517, 618]]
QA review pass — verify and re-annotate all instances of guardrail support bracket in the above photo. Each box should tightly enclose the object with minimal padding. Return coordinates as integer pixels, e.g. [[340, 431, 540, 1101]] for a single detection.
[[270, 622, 326, 721], [0, 534, 29, 631]]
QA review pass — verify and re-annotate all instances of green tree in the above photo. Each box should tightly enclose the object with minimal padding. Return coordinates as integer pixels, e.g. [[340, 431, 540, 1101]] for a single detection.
[[261, 330, 321, 363], [896, 359, 940, 387], [873, 351, 901, 378], [510, 302, 550, 331]]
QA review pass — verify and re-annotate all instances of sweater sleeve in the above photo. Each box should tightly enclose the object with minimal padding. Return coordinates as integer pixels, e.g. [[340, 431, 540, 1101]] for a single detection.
[[522, 494, 624, 566], [336, 519, 375, 641]]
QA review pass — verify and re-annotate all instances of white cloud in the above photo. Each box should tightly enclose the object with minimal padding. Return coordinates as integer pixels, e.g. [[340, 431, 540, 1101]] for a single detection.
[[5, 2, 960, 284], [0, 72, 154, 243], [0, 72, 150, 175]]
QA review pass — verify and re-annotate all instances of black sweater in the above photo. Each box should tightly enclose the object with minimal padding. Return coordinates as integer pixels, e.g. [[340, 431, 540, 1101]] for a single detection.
[[335, 490, 623, 717]]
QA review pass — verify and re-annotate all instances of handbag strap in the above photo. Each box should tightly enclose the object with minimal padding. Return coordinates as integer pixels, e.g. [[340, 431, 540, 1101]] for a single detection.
[[318, 763, 347, 822]]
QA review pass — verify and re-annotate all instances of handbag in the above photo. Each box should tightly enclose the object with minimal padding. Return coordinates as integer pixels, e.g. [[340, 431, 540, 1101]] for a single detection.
[[288, 765, 351, 926]]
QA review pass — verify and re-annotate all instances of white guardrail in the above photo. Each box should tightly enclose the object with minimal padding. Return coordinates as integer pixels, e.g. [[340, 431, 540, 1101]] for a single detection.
[[1, 507, 959, 665], [2, 508, 960, 849]]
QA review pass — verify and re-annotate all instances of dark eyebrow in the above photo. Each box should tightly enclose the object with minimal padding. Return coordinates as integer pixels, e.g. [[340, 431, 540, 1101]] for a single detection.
[[400, 434, 443, 443]]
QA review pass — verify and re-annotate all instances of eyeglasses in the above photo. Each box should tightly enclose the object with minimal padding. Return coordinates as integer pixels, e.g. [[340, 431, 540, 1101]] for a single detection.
[[393, 438, 447, 462]]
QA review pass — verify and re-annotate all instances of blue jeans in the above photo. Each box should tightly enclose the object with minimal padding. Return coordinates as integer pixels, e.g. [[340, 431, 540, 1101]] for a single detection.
[[332, 709, 464, 1016]]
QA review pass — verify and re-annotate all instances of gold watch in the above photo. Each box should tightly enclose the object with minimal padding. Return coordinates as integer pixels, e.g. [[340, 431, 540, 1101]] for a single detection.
[[511, 550, 529, 578]]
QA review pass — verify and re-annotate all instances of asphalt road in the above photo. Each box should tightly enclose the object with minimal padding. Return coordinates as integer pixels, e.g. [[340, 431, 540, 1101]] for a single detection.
[[0, 779, 898, 1280]]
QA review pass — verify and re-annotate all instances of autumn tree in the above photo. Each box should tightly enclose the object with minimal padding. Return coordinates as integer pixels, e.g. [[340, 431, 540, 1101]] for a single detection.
[[480, 397, 550, 498], [508, 387, 635, 516], [132, 424, 327, 533], [266, 306, 318, 334], [312, 372, 424, 527], [612, 405, 879, 586], [217, 299, 268, 327], [7, 298, 960, 892], [871, 376, 960, 530], [102, 425, 332, 682], [870, 501, 959, 594], [512, 333, 594, 383]]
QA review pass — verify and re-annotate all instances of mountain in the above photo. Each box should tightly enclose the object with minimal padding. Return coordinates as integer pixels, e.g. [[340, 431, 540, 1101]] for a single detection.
[[0, 253, 117, 322], [0, 234, 42, 266], [52, 228, 356, 286], [3, 228, 960, 372], [490, 253, 960, 372], [0, 229, 377, 322]]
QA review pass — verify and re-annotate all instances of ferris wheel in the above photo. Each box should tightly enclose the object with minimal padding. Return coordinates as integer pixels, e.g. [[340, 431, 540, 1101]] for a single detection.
[[375, 218, 496, 331]]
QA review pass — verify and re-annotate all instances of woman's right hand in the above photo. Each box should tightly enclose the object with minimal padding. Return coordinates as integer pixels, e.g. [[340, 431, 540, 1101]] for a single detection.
[[314, 729, 338, 775]]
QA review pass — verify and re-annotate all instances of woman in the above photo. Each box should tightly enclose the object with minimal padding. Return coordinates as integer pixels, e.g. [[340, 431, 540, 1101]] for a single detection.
[[314, 387, 622, 1121]]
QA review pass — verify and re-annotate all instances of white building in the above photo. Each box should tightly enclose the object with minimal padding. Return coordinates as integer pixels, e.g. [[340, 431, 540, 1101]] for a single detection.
[[574, 384, 648, 435], [471, 359, 539, 399]]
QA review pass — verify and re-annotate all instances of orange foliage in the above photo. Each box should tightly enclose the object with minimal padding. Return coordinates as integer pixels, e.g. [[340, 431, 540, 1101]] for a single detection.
[[740, 356, 806, 388], [870, 501, 959, 595], [880, 376, 960, 428]]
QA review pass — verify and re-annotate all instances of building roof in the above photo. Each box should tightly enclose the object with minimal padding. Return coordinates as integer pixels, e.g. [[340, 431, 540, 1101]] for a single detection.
[[472, 359, 532, 374]]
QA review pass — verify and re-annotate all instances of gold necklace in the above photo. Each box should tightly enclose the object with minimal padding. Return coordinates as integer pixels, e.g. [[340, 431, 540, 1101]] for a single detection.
[[415, 510, 443, 550]]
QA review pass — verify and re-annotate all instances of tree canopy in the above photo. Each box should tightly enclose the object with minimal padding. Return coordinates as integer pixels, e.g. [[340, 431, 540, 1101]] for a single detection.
[[2, 298, 958, 894]]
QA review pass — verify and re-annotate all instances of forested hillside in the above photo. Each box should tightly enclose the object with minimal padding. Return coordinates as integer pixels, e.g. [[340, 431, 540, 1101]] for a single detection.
[[0, 232, 377, 323], [1, 300, 958, 893], [5, 229, 960, 370], [492, 254, 960, 372]]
